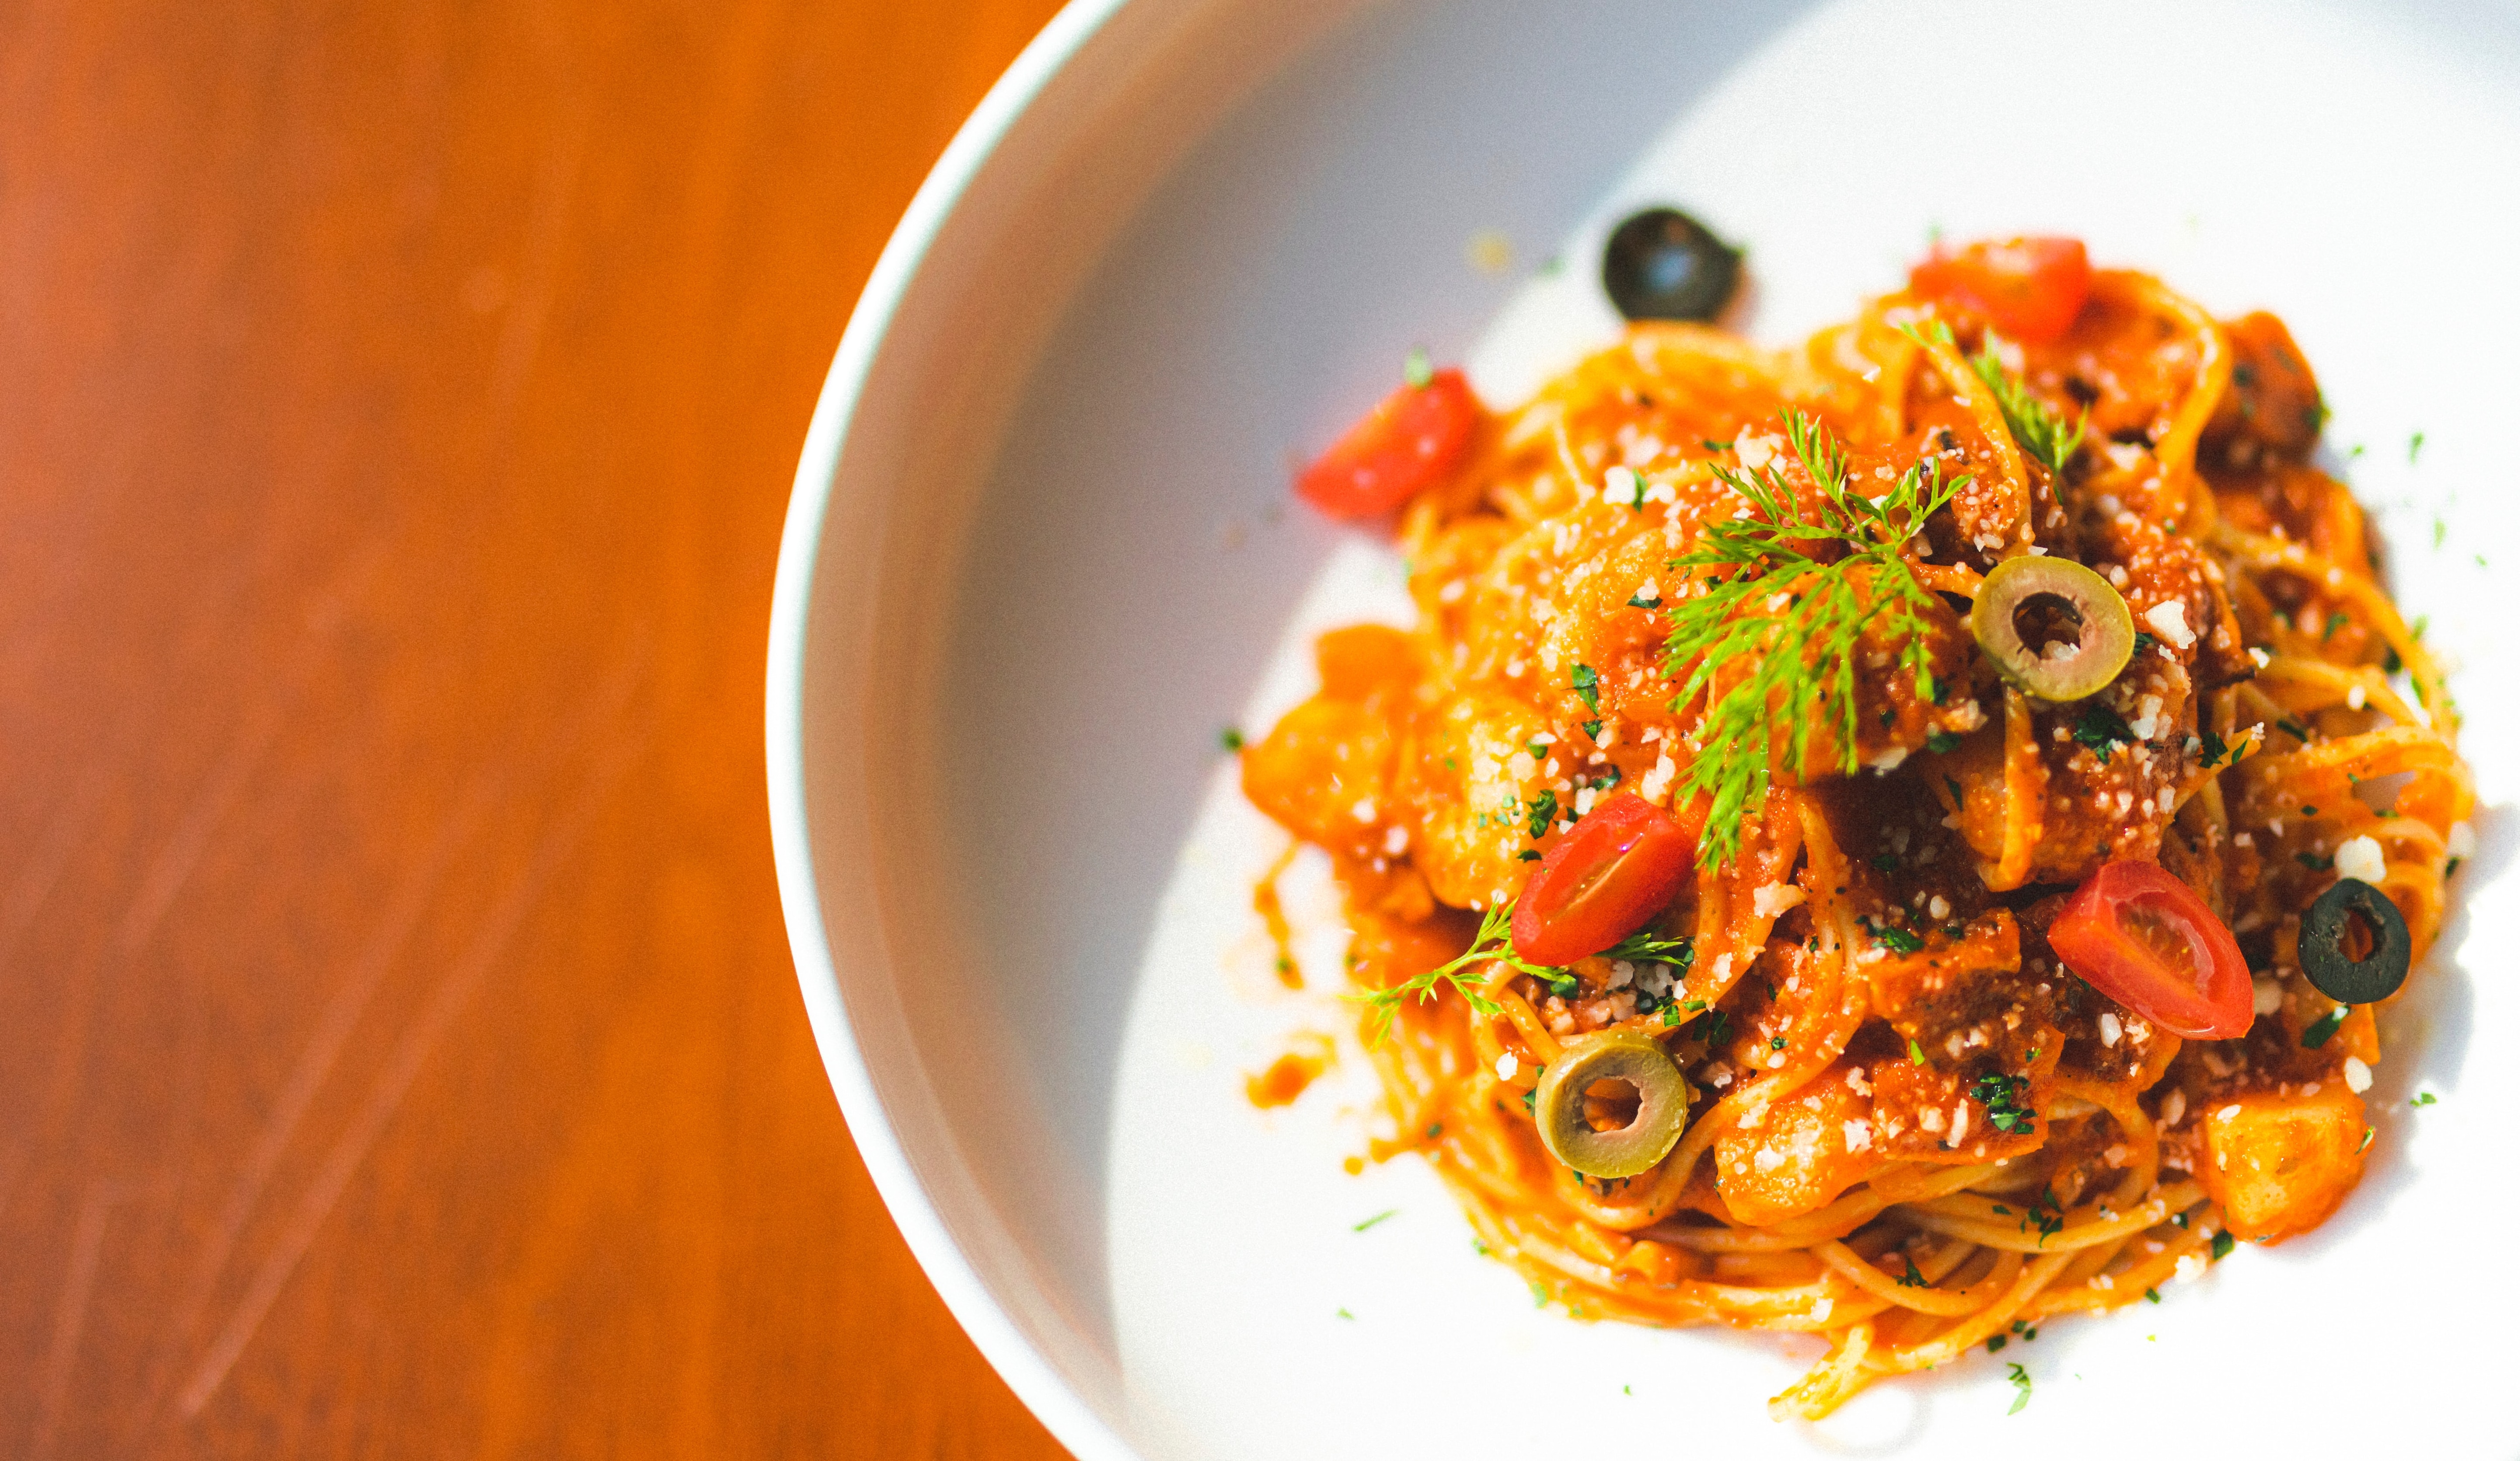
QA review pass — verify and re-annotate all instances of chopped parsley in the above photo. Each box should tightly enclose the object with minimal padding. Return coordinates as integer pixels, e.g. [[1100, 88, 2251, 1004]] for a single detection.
[[1971, 1071, 2036, 1133], [2071, 703, 2135, 760], [2196, 730, 2230, 768], [1871, 852, 1902, 873], [2300, 1006, 2348, 1049], [2145, 1287, 2162, 1304], [2409, 429, 2425, 464], [1908, 1036, 1928, 1065], [1603, 928, 1696, 971], [1867, 919, 1924, 955], [1627, 590, 1662, 609], [2006, 1362, 2033, 1415], [1660, 412, 1965, 865], [2023, 1186, 2064, 1243], [1352, 1209, 1398, 1232], [1986, 1334, 2008, 1354], [1403, 346, 1434, 389], [2274, 716, 2313, 743], [2210, 1230, 2236, 1261], [1925, 728, 1962, 754], [1219, 727, 1245, 751], [1570, 663, 1600, 713], [2412, 1092, 2438, 1107], [1769, 1036, 1787, 1051], [2322, 611, 2350, 642], [1897, 1255, 1929, 1288], [1525, 790, 1559, 840], [2294, 851, 2333, 872]]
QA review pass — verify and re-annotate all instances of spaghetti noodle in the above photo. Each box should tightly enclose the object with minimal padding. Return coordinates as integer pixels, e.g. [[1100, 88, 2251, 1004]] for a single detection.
[[1240, 240, 2471, 1417]]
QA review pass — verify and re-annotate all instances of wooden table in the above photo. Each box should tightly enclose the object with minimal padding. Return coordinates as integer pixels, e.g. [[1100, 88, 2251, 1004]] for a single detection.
[[0, 2, 1072, 1454]]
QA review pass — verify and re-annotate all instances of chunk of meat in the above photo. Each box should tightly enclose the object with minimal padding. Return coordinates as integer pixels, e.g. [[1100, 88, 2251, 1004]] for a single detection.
[[2201, 312, 2324, 466], [2196, 1086, 2367, 1242], [1714, 1064, 1889, 1225], [1240, 697, 1396, 863], [1313, 623, 1419, 701], [1394, 689, 1553, 908]]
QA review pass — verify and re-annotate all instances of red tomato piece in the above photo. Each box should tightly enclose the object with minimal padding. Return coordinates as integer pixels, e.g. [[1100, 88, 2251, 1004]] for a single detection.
[[1510, 793, 1697, 966], [1295, 367, 1479, 519], [1908, 236, 2092, 344], [2046, 860, 2253, 1039]]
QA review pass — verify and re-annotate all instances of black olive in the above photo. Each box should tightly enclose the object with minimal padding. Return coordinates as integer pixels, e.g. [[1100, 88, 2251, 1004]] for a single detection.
[[1602, 208, 1741, 323], [2298, 877, 2411, 1005]]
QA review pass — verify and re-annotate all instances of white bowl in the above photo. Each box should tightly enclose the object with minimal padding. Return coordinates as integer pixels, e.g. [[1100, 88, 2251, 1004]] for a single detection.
[[768, 2, 2520, 1455]]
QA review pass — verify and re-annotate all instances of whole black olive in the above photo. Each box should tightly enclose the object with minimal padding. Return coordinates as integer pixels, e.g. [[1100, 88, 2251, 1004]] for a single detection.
[[1602, 208, 1742, 323], [2298, 876, 2411, 1005]]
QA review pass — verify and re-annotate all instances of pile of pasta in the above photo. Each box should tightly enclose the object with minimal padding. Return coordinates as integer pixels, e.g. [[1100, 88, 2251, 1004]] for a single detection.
[[1241, 262, 2471, 1417]]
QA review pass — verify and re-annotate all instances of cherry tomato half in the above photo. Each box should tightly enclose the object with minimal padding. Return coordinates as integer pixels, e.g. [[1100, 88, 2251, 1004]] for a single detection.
[[1294, 367, 1479, 519], [1908, 236, 2092, 345], [1510, 792, 1698, 966], [2046, 859, 2253, 1039]]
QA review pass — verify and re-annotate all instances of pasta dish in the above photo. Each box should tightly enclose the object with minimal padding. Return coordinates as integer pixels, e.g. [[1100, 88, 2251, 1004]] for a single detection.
[[1239, 234, 2472, 1417]]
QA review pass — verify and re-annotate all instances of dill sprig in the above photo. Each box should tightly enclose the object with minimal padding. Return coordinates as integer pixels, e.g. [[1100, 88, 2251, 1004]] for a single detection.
[[1662, 412, 1963, 865], [1966, 343, 2085, 474], [1354, 903, 1526, 1046], [1354, 907, 1698, 1046]]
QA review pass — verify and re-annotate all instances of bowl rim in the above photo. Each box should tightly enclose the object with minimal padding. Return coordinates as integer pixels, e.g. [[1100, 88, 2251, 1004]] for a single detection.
[[763, 3, 1141, 1456]]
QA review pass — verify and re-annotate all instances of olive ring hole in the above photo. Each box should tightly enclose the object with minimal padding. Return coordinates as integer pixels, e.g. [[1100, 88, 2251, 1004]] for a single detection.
[[2299, 876, 2412, 1005], [1583, 1077, 1644, 1134], [2010, 591, 2089, 662], [2337, 908, 2380, 965]]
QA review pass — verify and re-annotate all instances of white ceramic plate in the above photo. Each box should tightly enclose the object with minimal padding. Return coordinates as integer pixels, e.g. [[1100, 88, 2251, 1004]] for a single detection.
[[769, 2, 2520, 1455]]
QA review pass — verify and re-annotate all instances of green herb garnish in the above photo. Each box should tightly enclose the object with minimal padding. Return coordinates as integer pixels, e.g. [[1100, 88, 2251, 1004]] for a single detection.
[[1403, 346, 1434, 389], [2300, 1006, 2348, 1048], [2072, 703, 2135, 760], [1659, 412, 1964, 865], [2006, 1362, 2033, 1415], [1356, 903, 1526, 1044], [1968, 345, 2087, 474], [1971, 1071, 2035, 1133], [1525, 790, 1559, 840]]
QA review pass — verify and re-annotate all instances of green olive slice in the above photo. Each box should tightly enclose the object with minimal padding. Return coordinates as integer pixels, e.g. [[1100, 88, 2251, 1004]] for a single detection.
[[1968, 555, 2136, 701], [1532, 1029, 1691, 1178], [2299, 876, 2411, 1005]]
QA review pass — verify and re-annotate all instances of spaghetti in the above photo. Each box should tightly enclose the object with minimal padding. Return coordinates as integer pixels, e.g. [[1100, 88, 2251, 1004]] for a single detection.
[[1240, 240, 2471, 1417]]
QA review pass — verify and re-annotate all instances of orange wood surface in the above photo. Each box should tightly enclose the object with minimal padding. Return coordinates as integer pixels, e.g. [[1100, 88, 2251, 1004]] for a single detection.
[[0, 2, 1074, 1455]]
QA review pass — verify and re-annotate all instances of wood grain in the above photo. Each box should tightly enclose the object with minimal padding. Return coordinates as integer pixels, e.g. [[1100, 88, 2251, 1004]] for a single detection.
[[0, 1, 1074, 1454]]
